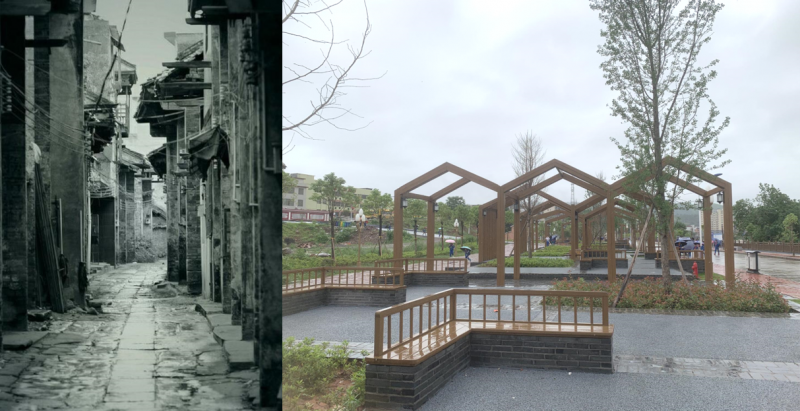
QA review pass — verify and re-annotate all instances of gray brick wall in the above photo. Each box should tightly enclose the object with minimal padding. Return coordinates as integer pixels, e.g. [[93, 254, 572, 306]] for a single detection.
[[644, 252, 657, 260], [365, 332, 613, 409], [283, 287, 408, 316], [283, 289, 326, 316], [470, 333, 613, 373], [365, 336, 471, 410], [404, 273, 469, 286]]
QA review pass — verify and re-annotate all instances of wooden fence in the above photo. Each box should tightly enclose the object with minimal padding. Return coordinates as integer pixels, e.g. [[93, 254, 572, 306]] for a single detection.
[[282, 266, 404, 293], [735, 241, 797, 255], [374, 258, 468, 273], [372, 288, 609, 358]]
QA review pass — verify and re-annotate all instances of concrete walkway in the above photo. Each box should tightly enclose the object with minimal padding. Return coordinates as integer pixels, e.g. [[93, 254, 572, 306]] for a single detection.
[[0, 261, 257, 410]]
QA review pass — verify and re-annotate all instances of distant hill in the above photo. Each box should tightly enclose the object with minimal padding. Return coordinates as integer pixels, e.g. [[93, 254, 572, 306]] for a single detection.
[[674, 204, 723, 226]]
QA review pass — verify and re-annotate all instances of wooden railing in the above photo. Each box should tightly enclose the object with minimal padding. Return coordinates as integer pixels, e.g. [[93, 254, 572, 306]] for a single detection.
[[282, 266, 404, 293], [656, 249, 704, 260], [374, 258, 468, 273], [373, 288, 609, 357], [582, 249, 627, 259], [735, 241, 797, 255]]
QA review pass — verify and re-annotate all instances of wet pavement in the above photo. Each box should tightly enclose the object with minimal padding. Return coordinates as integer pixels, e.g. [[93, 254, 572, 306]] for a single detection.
[[0, 260, 257, 410], [714, 251, 800, 282]]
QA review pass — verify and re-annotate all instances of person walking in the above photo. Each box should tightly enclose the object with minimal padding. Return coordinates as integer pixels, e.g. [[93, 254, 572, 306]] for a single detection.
[[464, 247, 471, 262], [545, 237, 550, 247], [714, 239, 720, 256], [449, 243, 455, 257]]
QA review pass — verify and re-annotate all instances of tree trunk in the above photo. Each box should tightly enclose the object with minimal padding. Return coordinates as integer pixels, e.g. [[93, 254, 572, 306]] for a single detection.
[[330, 212, 335, 261]]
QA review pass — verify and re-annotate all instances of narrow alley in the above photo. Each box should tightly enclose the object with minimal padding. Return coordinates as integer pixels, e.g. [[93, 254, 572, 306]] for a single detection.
[[0, 260, 257, 410], [0, 1, 281, 409]]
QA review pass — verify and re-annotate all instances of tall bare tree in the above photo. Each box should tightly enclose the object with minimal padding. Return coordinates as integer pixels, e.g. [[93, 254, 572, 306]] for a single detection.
[[511, 132, 546, 257], [282, 0, 383, 147], [591, 0, 730, 285]]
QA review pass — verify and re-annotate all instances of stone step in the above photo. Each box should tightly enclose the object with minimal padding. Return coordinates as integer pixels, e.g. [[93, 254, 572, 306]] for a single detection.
[[195, 300, 255, 371], [2, 331, 49, 351]]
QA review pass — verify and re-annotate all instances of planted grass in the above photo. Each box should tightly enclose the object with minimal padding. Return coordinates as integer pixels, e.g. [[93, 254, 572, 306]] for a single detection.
[[530, 245, 572, 257], [479, 257, 575, 268], [283, 337, 368, 411], [547, 277, 789, 313]]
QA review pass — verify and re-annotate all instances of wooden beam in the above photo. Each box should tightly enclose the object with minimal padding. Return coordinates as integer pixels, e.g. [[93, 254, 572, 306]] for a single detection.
[[0, 0, 51, 15], [535, 210, 566, 221], [575, 194, 605, 213], [159, 82, 213, 90], [24, 39, 67, 48], [162, 61, 213, 69], [430, 177, 470, 201], [706, 186, 723, 196], [483, 174, 562, 210], [445, 163, 500, 192], [396, 163, 450, 195], [552, 160, 610, 191], [559, 172, 606, 196], [403, 192, 430, 202], [501, 159, 560, 192], [538, 192, 573, 213], [668, 175, 707, 196]]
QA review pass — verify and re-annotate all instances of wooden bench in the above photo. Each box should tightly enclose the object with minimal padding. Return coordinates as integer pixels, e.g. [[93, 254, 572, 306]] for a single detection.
[[365, 289, 614, 410], [282, 267, 406, 315], [655, 250, 706, 274]]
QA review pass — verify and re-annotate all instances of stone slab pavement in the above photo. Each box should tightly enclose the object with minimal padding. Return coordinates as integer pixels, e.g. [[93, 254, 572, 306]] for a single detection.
[[0, 260, 257, 410]]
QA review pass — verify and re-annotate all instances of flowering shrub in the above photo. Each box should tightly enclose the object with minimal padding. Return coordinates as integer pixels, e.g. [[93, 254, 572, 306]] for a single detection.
[[547, 277, 789, 313], [480, 257, 574, 268]]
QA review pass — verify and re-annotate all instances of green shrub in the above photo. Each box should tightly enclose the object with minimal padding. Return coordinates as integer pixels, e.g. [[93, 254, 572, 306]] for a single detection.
[[335, 227, 356, 243], [479, 257, 574, 268], [283, 337, 368, 410], [531, 245, 571, 257], [547, 277, 789, 313], [386, 230, 413, 241]]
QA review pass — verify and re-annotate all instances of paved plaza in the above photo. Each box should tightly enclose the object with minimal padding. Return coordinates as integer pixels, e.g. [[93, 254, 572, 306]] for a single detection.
[[284, 272, 800, 409], [0, 261, 256, 410]]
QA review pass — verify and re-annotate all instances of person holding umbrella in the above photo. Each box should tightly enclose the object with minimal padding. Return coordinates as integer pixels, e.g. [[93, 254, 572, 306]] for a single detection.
[[449, 242, 455, 257], [461, 246, 472, 262]]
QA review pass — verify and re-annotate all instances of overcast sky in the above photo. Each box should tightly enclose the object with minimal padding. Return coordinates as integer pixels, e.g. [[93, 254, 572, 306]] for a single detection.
[[95, 0, 203, 155], [282, 0, 800, 207]]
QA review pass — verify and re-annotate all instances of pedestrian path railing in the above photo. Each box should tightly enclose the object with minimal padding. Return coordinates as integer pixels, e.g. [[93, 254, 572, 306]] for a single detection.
[[735, 241, 797, 255], [371, 288, 610, 359], [373, 258, 468, 273], [282, 266, 405, 294]]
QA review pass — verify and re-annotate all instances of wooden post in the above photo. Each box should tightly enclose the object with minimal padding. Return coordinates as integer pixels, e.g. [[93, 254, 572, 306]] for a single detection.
[[607, 196, 616, 282], [393, 191, 403, 267], [703, 195, 713, 282], [496, 192, 506, 286], [571, 212, 578, 259], [647, 225, 655, 253], [723, 183, 735, 285], [427, 201, 435, 270], [513, 203, 520, 281], [534, 219, 538, 250]]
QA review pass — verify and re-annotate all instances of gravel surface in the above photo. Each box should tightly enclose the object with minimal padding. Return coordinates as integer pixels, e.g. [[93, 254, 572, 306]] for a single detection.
[[420, 367, 800, 410]]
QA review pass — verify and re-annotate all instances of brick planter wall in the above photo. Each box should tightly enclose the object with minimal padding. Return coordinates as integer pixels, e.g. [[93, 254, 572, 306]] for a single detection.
[[365, 337, 471, 410], [655, 259, 705, 274], [644, 252, 657, 260], [591, 259, 628, 269], [283, 289, 326, 316], [365, 332, 613, 409], [327, 288, 406, 307], [469, 333, 613, 373], [283, 287, 407, 316], [405, 273, 469, 286]]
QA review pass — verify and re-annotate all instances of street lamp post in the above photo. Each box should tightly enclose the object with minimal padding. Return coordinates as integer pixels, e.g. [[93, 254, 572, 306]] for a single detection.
[[454, 219, 460, 247], [355, 209, 367, 266]]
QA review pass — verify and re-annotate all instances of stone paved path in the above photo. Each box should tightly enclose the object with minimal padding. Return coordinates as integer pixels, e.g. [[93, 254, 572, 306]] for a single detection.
[[0, 260, 256, 410], [615, 355, 800, 382]]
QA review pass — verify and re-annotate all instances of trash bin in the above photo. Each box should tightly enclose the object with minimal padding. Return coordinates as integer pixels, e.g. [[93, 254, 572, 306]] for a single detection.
[[746, 250, 761, 273]]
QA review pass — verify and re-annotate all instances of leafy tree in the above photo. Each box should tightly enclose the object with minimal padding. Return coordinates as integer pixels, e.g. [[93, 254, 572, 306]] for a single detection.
[[673, 221, 689, 238], [512, 131, 547, 256], [310, 173, 358, 260], [282, 171, 297, 194], [733, 184, 800, 241], [781, 213, 799, 243], [445, 196, 466, 209], [591, 0, 730, 284], [404, 199, 427, 255], [362, 189, 393, 255]]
